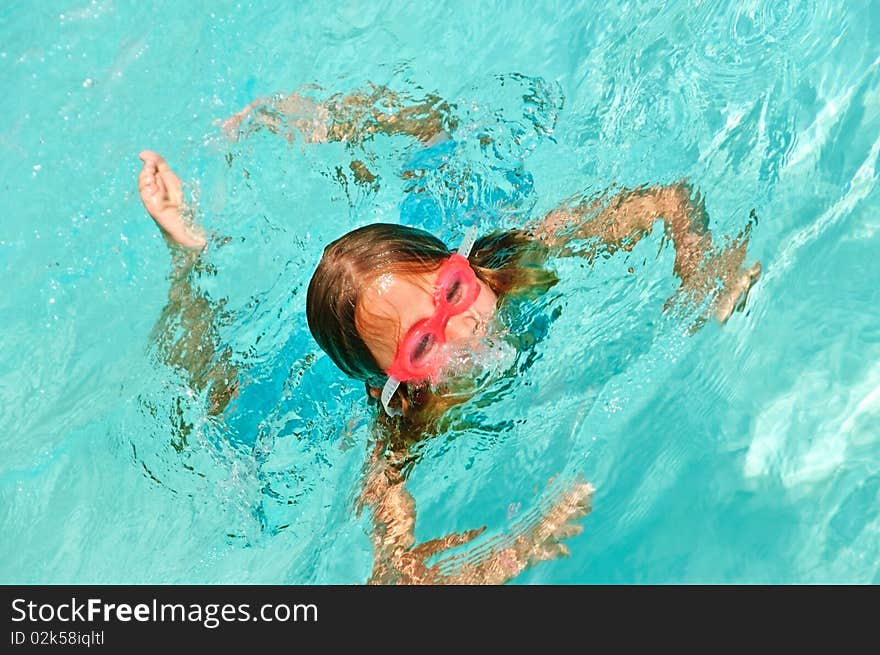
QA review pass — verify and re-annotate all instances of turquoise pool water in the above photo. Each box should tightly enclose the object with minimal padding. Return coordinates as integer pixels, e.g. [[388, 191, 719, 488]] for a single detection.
[[2, 0, 879, 584]]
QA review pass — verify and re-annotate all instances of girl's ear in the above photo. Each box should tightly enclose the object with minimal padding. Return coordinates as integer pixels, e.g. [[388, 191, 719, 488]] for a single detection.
[[368, 386, 381, 400]]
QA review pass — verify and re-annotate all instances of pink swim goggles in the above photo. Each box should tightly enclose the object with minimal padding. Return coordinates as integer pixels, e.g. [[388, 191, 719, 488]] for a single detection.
[[380, 226, 479, 416]]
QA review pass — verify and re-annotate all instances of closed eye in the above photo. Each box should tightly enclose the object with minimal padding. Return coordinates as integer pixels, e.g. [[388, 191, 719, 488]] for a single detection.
[[445, 279, 462, 303], [411, 333, 435, 362]]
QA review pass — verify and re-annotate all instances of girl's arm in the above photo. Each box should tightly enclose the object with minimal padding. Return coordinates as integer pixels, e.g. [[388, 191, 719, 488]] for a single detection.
[[359, 442, 592, 585], [428, 480, 593, 585], [138, 151, 239, 435], [527, 183, 761, 323], [222, 84, 457, 147], [359, 445, 449, 585]]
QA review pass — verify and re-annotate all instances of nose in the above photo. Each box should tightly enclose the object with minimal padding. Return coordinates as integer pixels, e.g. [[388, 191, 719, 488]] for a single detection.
[[444, 309, 483, 343]]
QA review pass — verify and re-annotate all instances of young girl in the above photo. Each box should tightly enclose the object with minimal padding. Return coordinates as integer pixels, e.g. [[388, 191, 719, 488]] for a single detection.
[[138, 84, 760, 584]]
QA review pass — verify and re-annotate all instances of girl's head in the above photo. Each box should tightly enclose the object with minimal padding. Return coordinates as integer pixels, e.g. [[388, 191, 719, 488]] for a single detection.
[[306, 223, 557, 422]]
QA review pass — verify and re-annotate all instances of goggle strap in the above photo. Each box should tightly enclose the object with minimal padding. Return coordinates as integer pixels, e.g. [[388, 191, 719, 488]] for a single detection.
[[380, 376, 403, 417], [456, 225, 478, 259]]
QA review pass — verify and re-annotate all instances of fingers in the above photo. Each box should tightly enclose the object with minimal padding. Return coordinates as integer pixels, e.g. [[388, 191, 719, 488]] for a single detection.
[[437, 529, 485, 549], [734, 262, 761, 314], [139, 150, 175, 200], [457, 526, 488, 544], [410, 526, 487, 559], [138, 149, 170, 171], [532, 540, 570, 563], [137, 160, 169, 213], [154, 168, 168, 197], [137, 151, 167, 195], [137, 161, 159, 197], [560, 482, 594, 513], [157, 167, 181, 205], [138, 151, 179, 205], [733, 210, 758, 246], [551, 522, 584, 540]]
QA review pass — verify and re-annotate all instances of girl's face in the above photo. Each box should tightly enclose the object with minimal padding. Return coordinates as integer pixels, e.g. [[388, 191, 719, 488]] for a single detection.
[[356, 266, 498, 373]]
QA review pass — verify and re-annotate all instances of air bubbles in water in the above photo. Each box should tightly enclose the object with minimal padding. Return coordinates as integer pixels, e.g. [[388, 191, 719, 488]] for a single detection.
[[429, 330, 519, 399]]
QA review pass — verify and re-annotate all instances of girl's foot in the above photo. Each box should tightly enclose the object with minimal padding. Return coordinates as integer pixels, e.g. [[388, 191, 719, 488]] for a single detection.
[[137, 150, 206, 249]]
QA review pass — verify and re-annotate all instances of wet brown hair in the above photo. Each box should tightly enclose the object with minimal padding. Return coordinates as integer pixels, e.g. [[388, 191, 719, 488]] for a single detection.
[[306, 222, 558, 432]]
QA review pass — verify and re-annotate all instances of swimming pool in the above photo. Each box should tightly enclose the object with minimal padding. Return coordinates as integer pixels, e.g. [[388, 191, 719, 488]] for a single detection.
[[2, 0, 879, 583]]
